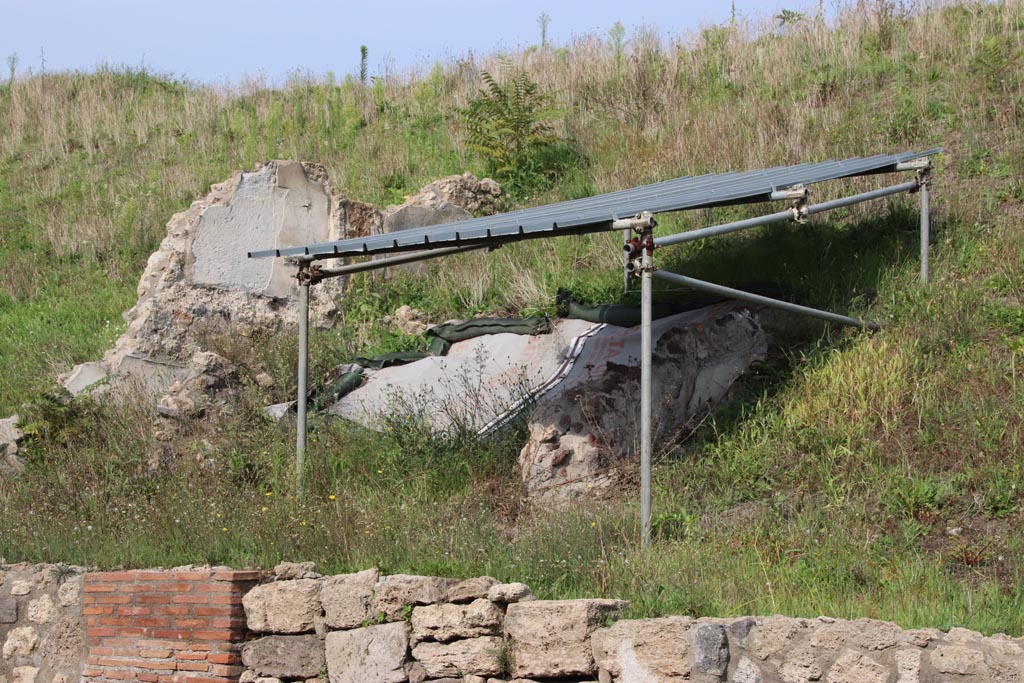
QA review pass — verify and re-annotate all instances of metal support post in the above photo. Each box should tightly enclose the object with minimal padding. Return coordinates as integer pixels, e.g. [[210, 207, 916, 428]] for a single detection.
[[623, 228, 631, 294], [919, 167, 931, 284], [623, 212, 657, 545], [295, 263, 311, 497], [640, 240, 653, 546]]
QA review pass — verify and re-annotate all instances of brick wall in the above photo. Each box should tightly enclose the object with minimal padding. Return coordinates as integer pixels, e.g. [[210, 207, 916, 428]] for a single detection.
[[82, 569, 264, 683]]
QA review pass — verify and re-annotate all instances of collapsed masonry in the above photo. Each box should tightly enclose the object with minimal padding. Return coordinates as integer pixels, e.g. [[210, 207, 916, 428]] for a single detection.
[[52, 162, 767, 501], [58, 163, 501, 420]]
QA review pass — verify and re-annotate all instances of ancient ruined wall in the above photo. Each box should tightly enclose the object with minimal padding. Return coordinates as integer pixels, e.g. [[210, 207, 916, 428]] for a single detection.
[[0, 564, 86, 683], [5, 564, 1022, 683], [239, 565, 1024, 683]]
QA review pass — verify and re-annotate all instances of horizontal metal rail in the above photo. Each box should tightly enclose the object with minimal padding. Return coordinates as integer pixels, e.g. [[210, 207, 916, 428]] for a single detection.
[[310, 243, 491, 281], [805, 179, 919, 216], [652, 270, 880, 330], [654, 179, 920, 248]]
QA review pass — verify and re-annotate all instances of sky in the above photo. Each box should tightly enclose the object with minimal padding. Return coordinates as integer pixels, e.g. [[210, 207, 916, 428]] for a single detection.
[[0, 0, 806, 85]]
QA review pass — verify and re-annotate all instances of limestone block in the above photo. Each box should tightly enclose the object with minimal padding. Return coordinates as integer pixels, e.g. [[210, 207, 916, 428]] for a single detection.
[[411, 636, 504, 678], [372, 574, 459, 622], [321, 569, 378, 629], [241, 635, 326, 680], [411, 599, 503, 643], [945, 626, 985, 643], [61, 362, 107, 396], [808, 621, 859, 650], [0, 598, 16, 624], [486, 583, 535, 604], [779, 645, 826, 683], [2, 627, 38, 659], [894, 648, 921, 683], [748, 617, 803, 661], [591, 616, 694, 681], [986, 634, 1024, 657], [930, 645, 988, 676], [506, 599, 627, 678], [10, 581, 31, 596], [824, 650, 888, 683], [27, 594, 55, 624], [273, 561, 320, 580], [36, 615, 83, 675], [325, 622, 409, 683], [0, 415, 22, 457], [447, 576, 499, 603], [732, 656, 765, 683], [243, 579, 322, 634], [56, 578, 81, 607], [901, 628, 942, 648], [693, 623, 729, 676], [853, 618, 900, 651]]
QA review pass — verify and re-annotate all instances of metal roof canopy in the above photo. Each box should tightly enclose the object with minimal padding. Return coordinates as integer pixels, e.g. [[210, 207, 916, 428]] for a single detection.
[[248, 148, 940, 547], [248, 148, 941, 261]]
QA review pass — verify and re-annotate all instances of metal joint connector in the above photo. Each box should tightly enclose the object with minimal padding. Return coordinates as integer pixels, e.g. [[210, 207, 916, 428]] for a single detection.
[[770, 185, 808, 202], [896, 157, 932, 172], [791, 193, 810, 224], [612, 211, 658, 234], [296, 263, 321, 286], [916, 166, 932, 192]]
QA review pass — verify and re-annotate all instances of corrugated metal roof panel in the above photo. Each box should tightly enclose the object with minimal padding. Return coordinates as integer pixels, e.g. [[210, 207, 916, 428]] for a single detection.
[[248, 148, 941, 260]]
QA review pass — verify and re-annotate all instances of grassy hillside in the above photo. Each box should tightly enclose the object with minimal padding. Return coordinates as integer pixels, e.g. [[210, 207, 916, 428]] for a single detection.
[[2, 1, 1023, 634]]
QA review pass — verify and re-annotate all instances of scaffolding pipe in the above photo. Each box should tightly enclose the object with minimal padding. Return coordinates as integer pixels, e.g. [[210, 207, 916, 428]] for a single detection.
[[652, 270, 880, 330], [654, 179, 921, 248], [805, 179, 919, 216], [920, 172, 930, 284], [312, 243, 490, 280], [295, 280, 309, 497], [640, 244, 653, 546], [653, 208, 796, 247], [623, 228, 631, 293]]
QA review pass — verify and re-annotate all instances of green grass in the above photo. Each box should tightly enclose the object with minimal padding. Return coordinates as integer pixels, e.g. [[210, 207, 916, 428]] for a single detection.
[[2, 0, 1024, 636]]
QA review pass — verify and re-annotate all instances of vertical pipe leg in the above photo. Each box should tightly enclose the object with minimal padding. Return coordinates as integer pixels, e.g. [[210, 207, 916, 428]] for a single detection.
[[296, 280, 309, 497], [640, 245, 653, 546], [623, 228, 631, 293], [920, 172, 930, 284]]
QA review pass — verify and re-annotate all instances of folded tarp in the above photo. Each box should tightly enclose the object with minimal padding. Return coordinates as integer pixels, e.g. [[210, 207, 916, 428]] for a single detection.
[[426, 317, 551, 355]]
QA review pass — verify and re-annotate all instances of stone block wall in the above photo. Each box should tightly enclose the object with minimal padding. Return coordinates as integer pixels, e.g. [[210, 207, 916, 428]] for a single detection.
[[81, 569, 263, 683], [0, 563, 86, 683], [237, 567, 1024, 683], [5, 563, 1024, 683]]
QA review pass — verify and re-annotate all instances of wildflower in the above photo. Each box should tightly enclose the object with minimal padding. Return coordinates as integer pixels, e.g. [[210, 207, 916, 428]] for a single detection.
[[328, 494, 336, 501], [265, 491, 273, 497], [377, 469, 383, 474], [591, 522, 597, 527], [221, 527, 228, 532], [261, 506, 268, 512]]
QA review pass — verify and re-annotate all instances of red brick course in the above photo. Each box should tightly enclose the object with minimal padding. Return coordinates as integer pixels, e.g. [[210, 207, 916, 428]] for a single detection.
[[81, 570, 264, 683]]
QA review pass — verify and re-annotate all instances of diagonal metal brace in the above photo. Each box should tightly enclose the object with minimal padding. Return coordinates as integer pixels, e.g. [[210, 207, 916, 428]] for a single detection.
[[652, 269, 880, 331]]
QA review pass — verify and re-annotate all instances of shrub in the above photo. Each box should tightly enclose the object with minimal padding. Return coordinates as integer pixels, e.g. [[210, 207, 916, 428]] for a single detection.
[[459, 63, 584, 195]]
